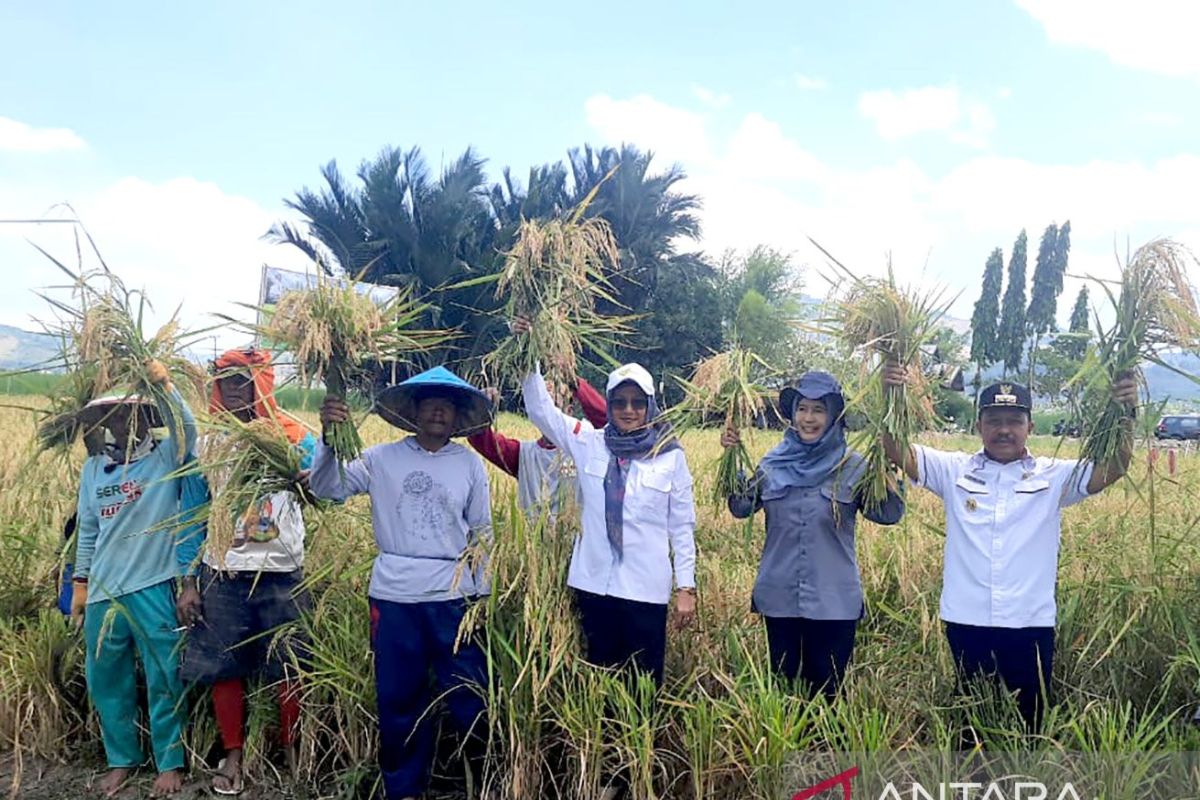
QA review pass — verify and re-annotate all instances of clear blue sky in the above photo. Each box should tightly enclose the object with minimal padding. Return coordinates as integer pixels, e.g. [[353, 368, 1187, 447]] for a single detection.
[[1, 0, 1197, 338]]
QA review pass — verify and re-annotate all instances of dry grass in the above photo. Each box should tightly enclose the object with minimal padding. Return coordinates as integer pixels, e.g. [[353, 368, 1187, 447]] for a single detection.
[[1076, 238, 1200, 469], [484, 192, 634, 389], [814, 246, 951, 509], [254, 272, 453, 461], [194, 418, 313, 567], [665, 347, 777, 506], [2, 399, 1200, 797]]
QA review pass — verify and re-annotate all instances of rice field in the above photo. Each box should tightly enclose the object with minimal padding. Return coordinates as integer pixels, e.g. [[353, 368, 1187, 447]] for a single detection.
[[2, 400, 1200, 798]]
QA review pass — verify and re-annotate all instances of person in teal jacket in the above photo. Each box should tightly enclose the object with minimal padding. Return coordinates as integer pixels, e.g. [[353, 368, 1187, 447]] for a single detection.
[[70, 361, 196, 798]]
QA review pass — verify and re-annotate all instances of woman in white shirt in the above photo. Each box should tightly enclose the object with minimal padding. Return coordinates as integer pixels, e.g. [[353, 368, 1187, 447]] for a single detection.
[[521, 360, 697, 687]]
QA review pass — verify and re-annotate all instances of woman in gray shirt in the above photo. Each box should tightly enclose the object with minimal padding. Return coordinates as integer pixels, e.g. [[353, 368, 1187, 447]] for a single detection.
[[723, 371, 904, 698]]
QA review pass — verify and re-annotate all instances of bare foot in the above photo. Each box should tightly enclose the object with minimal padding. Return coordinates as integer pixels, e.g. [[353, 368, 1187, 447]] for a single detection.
[[93, 767, 135, 797], [150, 769, 184, 797], [212, 748, 243, 795]]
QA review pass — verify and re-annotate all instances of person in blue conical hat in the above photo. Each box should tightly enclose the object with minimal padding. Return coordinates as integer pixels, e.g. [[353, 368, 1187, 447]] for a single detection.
[[721, 371, 905, 701], [309, 365, 493, 800]]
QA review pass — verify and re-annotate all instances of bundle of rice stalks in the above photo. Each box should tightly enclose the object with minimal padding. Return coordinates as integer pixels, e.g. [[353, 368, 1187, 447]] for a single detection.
[[1074, 238, 1200, 470], [483, 190, 635, 388], [31, 241, 202, 457], [258, 274, 453, 463], [665, 347, 776, 505], [196, 418, 315, 564], [814, 245, 951, 509]]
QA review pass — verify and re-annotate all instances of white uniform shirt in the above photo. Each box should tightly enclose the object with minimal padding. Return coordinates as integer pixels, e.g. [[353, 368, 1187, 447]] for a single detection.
[[522, 371, 697, 605], [914, 445, 1094, 628]]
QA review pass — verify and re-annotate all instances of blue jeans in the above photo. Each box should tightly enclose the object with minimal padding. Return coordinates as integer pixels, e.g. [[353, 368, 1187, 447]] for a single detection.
[[370, 597, 488, 799]]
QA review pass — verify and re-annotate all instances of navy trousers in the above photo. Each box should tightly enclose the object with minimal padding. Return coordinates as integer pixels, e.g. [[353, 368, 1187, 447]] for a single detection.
[[573, 589, 669, 687], [945, 622, 1055, 730], [370, 597, 488, 799], [763, 616, 858, 699]]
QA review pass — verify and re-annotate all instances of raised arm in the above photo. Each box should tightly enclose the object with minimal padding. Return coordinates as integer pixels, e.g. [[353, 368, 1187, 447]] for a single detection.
[[145, 358, 197, 465], [573, 378, 609, 429], [467, 428, 521, 478], [862, 483, 906, 526], [1084, 373, 1139, 495], [308, 396, 371, 501], [522, 370, 593, 463], [881, 364, 919, 482], [721, 427, 763, 518]]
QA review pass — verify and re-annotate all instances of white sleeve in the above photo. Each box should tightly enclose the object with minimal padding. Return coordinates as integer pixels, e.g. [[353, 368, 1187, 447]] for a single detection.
[[912, 445, 966, 499], [667, 451, 697, 590], [1055, 458, 1094, 508], [521, 369, 595, 464], [309, 441, 371, 501]]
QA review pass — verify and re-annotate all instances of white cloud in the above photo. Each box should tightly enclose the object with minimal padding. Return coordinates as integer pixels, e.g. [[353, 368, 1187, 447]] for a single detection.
[[583, 94, 712, 165], [794, 73, 829, 91], [582, 91, 1200, 322], [691, 85, 731, 109], [0, 177, 312, 351], [1016, 0, 1200, 80], [0, 117, 87, 153], [858, 86, 995, 148]]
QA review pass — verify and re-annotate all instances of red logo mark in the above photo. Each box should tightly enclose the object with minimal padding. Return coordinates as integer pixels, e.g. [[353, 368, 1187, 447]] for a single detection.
[[792, 766, 859, 800]]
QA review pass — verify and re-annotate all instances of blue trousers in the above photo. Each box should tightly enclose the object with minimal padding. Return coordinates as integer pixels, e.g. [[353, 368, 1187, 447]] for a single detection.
[[573, 589, 668, 687], [764, 615, 857, 700], [945, 622, 1055, 730], [370, 597, 488, 799]]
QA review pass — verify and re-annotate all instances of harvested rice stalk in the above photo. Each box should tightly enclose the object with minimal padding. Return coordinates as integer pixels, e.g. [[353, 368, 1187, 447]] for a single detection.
[[259, 274, 453, 463], [813, 243, 951, 510], [1074, 238, 1200, 472], [196, 418, 313, 565], [29, 239, 203, 457], [664, 347, 776, 505], [484, 193, 635, 389]]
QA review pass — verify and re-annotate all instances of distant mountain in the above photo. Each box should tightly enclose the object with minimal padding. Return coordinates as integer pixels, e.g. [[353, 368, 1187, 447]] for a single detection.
[[1144, 352, 1200, 405], [0, 325, 58, 371]]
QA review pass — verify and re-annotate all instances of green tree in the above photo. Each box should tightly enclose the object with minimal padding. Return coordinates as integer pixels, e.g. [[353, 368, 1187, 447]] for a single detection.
[[996, 229, 1028, 376], [968, 247, 1004, 394], [1025, 222, 1071, 385], [631, 253, 725, 403], [269, 146, 503, 367], [1034, 286, 1092, 414], [567, 144, 701, 315], [718, 246, 804, 371]]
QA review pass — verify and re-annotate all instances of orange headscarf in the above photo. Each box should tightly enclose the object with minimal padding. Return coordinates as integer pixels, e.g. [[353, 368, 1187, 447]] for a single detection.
[[211, 349, 308, 444]]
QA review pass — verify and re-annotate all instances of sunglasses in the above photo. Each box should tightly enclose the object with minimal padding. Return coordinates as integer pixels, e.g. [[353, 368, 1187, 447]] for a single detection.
[[610, 397, 648, 411]]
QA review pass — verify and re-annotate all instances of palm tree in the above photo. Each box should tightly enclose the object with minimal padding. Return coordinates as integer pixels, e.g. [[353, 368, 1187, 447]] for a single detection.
[[268, 146, 503, 369], [567, 144, 701, 307]]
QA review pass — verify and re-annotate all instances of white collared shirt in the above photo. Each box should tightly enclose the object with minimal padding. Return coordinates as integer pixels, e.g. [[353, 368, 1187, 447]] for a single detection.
[[522, 371, 696, 605], [913, 445, 1094, 628]]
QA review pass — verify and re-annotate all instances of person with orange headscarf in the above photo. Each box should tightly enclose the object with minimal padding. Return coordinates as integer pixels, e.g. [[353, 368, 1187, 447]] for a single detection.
[[175, 349, 317, 796]]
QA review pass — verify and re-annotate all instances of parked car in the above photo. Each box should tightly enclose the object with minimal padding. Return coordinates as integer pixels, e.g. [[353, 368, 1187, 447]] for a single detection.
[[1155, 415, 1200, 440]]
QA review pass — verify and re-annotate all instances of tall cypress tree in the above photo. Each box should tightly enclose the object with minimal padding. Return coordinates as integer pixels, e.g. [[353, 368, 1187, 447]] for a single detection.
[[1063, 285, 1090, 360], [969, 247, 1005, 392], [1068, 284, 1088, 332], [996, 229, 1028, 376], [1025, 222, 1064, 384]]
